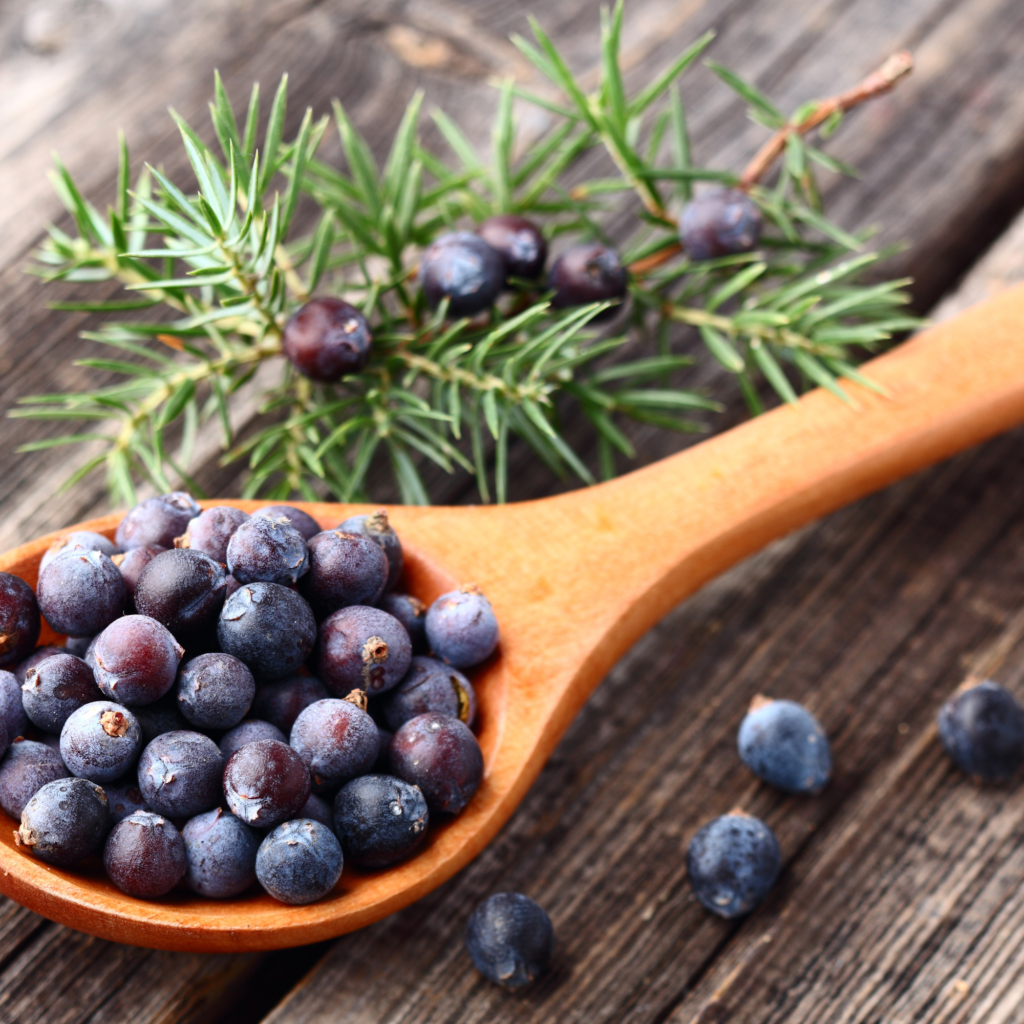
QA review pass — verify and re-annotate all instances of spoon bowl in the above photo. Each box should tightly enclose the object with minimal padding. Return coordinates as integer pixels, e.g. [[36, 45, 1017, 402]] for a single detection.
[[2, 285, 1024, 950]]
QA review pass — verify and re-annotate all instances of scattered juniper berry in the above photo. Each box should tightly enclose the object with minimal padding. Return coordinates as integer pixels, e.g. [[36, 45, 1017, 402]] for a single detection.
[[338, 510, 403, 591], [251, 674, 329, 734], [477, 215, 547, 282], [419, 231, 504, 317], [737, 696, 831, 794], [548, 242, 627, 315], [176, 506, 249, 563], [183, 806, 261, 898], [425, 584, 498, 668], [37, 548, 125, 638], [290, 696, 379, 793], [39, 531, 119, 574], [22, 653, 101, 734], [256, 818, 343, 904], [223, 738, 311, 828], [104, 810, 187, 897], [389, 713, 483, 815], [105, 778, 150, 824], [317, 605, 412, 696], [377, 593, 427, 652], [218, 583, 317, 681], [465, 892, 554, 989], [219, 719, 286, 760], [382, 656, 476, 731], [679, 187, 763, 261], [176, 653, 255, 730], [227, 515, 309, 587], [252, 505, 321, 542], [137, 730, 223, 818], [116, 492, 201, 551], [0, 738, 69, 819], [60, 701, 142, 783], [687, 811, 781, 918], [91, 615, 184, 706], [334, 774, 428, 868], [16, 777, 108, 865], [301, 530, 389, 617], [134, 549, 226, 641], [0, 574, 40, 668], [282, 297, 373, 382], [938, 680, 1024, 783]]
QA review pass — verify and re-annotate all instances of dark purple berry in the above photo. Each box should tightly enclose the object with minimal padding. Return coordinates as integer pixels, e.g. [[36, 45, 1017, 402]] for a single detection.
[[334, 773, 427, 868], [16, 777, 108, 865], [219, 719, 286, 760], [60, 701, 141, 783], [425, 584, 498, 668], [282, 297, 372, 382], [687, 811, 780, 918], [183, 806, 261, 898], [63, 636, 94, 658], [383, 656, 476, 732], [217, 583, 317, 681], [251, 506, 321, 542], [227, 515, 309, 587], [91, 615, 184, 706], [176, 506, 249, 563], [389, 713, 483, 815], [104, 810, 187, 897], [301, 530, 389, 617], [339, 510, 403, 590], [223, 738, 311, 828], [14, 646, 61, 685], [134, 549, 226, 642], [137, 730, 223, 818], [374, 725, 393, 771], [465, 892, 554, 989], [938, 680, 1024, 783], [0, 668, 29, 738], [256, 818, 343, 904], [22, 653, 101, 734], [419, 232, 503, 317], [39, 531, 119, 574], [0, 575, 41, 669], [251, 675, 329, 734], [0, 738, 69, 819], [317, 605, 412, 696], [105, 778, 150, 824], [112, 545, 165, 609], [477, 215, 547, 282], [738, 697, 831, 794], [133, 692, 190, 745], [299, 792, 336, 835], [679, 187, 763, 261], [116, 492, 201, 551], [548, 243, 627, 314], [377, 593, 426, 652], [290, 697, 379, 793], [176, 653, 255, 730], [37, 549, 124, 638]]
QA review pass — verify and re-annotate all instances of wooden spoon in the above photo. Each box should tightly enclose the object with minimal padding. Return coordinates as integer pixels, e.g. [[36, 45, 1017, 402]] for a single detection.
[[1, 285, 1024, 951]]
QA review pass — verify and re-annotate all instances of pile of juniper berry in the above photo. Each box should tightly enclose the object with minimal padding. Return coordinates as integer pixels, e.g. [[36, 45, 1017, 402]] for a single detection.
[[0, 494, 497, 905]]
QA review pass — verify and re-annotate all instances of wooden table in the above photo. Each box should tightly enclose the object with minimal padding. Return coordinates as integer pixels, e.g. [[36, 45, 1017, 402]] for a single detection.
[[3, 0, 1024, 1020]]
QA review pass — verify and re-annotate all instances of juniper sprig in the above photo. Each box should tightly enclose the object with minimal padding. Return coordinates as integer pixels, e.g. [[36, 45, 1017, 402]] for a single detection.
[[14, 2, 918, 506]]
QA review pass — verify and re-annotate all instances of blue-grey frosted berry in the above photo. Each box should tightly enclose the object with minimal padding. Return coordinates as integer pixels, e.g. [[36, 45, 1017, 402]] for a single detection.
[[377, 593, 427, 652], [116, 492, 201, 551], [219, 719, 286, 760], [338, 511, 403, 592], [425, 585, 498, 668], [91, 615, 184, 706], [383, 656, 476, 731], [105, 778, 150, 824], [22, 653, 101, 734], [39, 531, 119, 574], [465, 892, 554, 989], [389, 713, 483, 815], [227, 515, 310, 587], [0, 738, 69, 819], [0, 575, 41, 669], [419, 232, 503, 318], [37, 548, 125, 638], [301, 530, 389, 617], [256, 818, 343, 905], [16, 777, 108, 865], [938, 680, 1024, 783], [317, 605, 412, 696], [687, 812, 780, 918], [252, 506, 321, 542], [0, 668, 29, 738], [177, 506, 249, 563], [176, 652, 255, 730], [183, 807, 261, 898], [290, 697, 379, 793], [334, 774, 428, 868], [680, 187, 763, 261], [60, 701, 142, 783], [104, 810, 187, 897], [134, 692, 190, 745], [218, 583, 317, 682], [137, 730, 223, 818], [737, 697, 831, 794]]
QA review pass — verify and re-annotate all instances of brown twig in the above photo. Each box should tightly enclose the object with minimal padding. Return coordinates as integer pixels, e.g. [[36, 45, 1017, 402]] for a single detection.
[[739, 51, 913, 189]]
